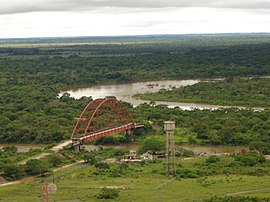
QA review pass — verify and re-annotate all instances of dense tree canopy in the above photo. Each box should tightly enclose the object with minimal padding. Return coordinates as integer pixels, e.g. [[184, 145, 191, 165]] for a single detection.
[[0, 35, 269, 146]]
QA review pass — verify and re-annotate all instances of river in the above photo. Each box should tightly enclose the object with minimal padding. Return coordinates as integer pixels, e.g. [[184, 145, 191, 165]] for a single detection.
[[81, 144, 248, 155], [0, 144, 42, 152], [59, 79, 201, 110], [59, 79, 263, 110]]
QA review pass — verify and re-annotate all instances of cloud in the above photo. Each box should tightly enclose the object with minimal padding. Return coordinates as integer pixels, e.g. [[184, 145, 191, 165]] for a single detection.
[[1, 0, 270, 15], [1, 6, 270, 38]]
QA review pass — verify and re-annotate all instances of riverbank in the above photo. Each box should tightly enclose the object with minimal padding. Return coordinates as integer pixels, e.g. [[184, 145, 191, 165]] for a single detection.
[[59, 77, 269, 110], [134, 77, 270, 109]]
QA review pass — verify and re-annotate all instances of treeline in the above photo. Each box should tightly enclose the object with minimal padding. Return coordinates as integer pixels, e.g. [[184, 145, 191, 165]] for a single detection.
[[0, 40, 270, 86], [137, 77, 270, 107]]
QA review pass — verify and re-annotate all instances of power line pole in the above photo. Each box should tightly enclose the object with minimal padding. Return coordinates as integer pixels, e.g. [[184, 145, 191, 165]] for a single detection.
[[42, 181, 49, 202], [164, 121, 176, 176]]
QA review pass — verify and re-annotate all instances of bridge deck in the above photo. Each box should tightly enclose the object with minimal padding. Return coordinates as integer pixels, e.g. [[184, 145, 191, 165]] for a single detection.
[[79, 123, 135, 143], [51, 123, 143, 149]]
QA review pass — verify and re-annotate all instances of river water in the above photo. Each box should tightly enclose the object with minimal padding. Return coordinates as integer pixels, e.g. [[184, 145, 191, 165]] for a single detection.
[[73, 144, 248, 155], [59, 79, 220, 110], [0, 144, 42, 152], [59, 79, 200, 110], [59, 79, 263, 110], [0, 143, 247, 155]]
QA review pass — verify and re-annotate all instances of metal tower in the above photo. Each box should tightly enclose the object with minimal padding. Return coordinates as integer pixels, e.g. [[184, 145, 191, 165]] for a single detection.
[[164, 121, 176, 176]]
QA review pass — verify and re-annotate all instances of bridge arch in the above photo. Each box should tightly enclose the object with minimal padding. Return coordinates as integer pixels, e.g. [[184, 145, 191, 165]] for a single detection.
[[71, 97, 135, 143]]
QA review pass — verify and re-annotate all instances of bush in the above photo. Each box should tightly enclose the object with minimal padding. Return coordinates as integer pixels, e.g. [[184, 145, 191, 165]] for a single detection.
[[206, 155, 221, 164], [48, 154, 63, 167], [235, 152, 266, 166], [83, 153, 97, 165], [176, 168, 199, 178], [25, 159, 50, 175], [3, 164, 25, 181], [95, 162, 110, 169], [96, 188, 119, 199], [2, 146, 17, 153], [249, 141, 270, 155], [139, 137, 165, 154]]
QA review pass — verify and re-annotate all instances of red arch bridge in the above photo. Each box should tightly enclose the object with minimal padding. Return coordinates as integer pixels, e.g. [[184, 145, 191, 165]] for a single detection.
[[53, 97, 143, 151]]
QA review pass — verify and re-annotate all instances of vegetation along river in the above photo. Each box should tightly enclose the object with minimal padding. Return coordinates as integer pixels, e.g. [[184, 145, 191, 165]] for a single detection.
[[59, 79, 263, 110]]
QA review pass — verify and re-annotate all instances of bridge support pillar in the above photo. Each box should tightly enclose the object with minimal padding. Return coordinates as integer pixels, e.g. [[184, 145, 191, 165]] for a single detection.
[[73, 145, 81, 152], [125, 129, 134, 142]]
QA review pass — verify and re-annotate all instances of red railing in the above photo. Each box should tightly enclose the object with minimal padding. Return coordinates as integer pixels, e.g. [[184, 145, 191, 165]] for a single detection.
[[71, 97, 135, 143]]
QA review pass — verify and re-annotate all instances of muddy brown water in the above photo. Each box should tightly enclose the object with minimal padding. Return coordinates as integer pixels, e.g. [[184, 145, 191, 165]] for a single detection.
[[81, 144, 247, 155], [0, 144, 43, 152], [0, 143, 247, 155]]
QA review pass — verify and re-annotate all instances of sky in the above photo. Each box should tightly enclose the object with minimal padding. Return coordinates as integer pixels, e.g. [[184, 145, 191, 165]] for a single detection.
[[0, 0, 270, 38]]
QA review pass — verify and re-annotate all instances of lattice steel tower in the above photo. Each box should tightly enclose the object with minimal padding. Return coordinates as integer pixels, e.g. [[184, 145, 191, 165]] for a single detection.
[[164, 121, 176, 176]]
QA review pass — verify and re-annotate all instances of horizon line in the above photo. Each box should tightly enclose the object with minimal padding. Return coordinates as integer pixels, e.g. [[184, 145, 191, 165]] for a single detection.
[[1, 32, 270, 40]]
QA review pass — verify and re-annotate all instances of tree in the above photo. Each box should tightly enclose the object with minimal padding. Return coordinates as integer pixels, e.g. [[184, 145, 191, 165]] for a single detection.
[[139, 137, 165, 154], [48, 154, 62, 167], [3, 164, 25, 180], [235, 152, 266, 166], [83, 153, 97, 165], [25, 159, 50, 175]]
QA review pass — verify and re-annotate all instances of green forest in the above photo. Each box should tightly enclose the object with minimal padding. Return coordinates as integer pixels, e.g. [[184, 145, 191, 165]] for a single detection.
[[136, 77, 270, 107], [0, 34, 269, 148]]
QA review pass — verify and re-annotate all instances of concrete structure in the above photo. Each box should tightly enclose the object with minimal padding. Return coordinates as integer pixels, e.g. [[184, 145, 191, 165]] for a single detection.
[[164, 121, 176, 176]]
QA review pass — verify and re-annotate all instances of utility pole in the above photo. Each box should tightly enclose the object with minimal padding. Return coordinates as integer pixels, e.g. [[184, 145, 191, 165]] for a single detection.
[[42, 181, 49, 202], [164, 121, 176, 176]]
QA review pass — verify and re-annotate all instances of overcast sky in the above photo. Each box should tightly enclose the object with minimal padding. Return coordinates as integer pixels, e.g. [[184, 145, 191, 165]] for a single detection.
[[0, 0, 270, 38]]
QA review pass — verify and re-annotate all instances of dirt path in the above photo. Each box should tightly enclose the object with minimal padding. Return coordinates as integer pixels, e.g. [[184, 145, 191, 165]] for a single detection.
[[155, 177, 176, 190], [0, 160, 85, 188], [18, 153, 51, 165], [224, 188, 270, 196], [50, 140, 72, 152], [187, 187, 270, 202], [18, 140, 72, 165]]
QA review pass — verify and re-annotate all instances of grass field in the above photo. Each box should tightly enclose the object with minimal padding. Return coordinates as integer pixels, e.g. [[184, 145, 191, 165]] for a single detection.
[[1, 156, 270, 202]]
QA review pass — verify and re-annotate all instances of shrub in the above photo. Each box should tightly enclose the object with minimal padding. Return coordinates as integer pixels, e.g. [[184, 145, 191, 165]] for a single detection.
[[206, 155, 221, 164], [96, 188, 119, 199], [95, 162, 110, 170], [83, 153, 97, 165], [176, 168, 199, 178], [2, 146, 17, 153], [25, 159, 50, 175], [3, 164, 25, 181], [48, 154, 63, 167], [249, 141, 270, 155], [235, 152, 266, 166], [139, 137, 165, 154]]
